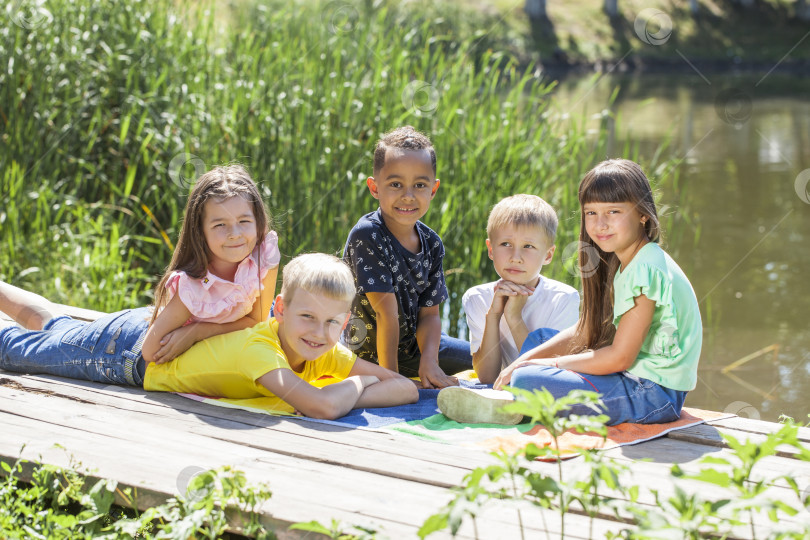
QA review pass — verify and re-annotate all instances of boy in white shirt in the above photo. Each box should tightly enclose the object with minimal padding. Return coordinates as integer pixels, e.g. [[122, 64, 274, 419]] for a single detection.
[[462, 195, 579, 384]]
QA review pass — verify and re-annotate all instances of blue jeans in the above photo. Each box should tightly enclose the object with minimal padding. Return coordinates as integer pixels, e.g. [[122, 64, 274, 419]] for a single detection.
[[436, 332, 473, 376], [512, 327, 686, 425], [394, 333, 472, 377], [520, 327, 561, 357], [0, 308, 150, 387]]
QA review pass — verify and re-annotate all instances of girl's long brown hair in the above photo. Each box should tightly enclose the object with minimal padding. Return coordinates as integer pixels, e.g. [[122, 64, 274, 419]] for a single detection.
[[150, 164, 270, 325], [574, 159, 660, 352]]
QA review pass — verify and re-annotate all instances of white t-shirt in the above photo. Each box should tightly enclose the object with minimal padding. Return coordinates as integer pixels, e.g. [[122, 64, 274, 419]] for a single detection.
[[462, 276, 580, 368]]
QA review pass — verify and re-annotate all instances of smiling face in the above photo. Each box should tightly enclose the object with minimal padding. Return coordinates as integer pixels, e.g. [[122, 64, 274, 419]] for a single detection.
[[486, 224, 555, 287], [367, 148, 439, 236], [583, 201, 649, 267], [201, 196, 259, 278], [274, 288, 352, 370]]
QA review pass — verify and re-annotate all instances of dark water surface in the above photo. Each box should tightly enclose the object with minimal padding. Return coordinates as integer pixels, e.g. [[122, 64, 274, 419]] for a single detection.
[[551, 72, 810, 422]]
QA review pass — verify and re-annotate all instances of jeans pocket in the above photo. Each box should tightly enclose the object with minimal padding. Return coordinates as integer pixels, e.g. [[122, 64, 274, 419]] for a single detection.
[[60, 311, 128, 354], [638, 400, 680, 424]]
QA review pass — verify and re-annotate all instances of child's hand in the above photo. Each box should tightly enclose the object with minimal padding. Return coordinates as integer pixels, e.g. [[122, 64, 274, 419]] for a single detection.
[[418, 362, 458, 389], [493, 358, 551, 390], [153, 325, 199, 364], [503, 290, 531, 322], [489, 280, 534, 316]]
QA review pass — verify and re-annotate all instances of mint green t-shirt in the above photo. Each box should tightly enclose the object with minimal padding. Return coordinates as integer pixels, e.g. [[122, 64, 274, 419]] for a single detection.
[[613, 242, 702, 391]]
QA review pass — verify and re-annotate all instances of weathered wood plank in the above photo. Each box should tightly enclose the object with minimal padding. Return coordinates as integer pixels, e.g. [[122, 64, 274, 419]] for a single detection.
[[1, 374, 499, 474], [607, 436, 810, 494], [667, 423, 806, 458], [708, 415, 810, 442], [3, 300, 808, 538], [6, 373, 809, 497], [0, 383, 470, 489], [0, 384, 626, 539], [0, 412, 437, 539], [4, 373, 807, 538]]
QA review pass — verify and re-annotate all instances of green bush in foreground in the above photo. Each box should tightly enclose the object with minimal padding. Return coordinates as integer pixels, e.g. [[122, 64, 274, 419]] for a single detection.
[[418, 391, 810, 540], [0, 459, 275, 539]]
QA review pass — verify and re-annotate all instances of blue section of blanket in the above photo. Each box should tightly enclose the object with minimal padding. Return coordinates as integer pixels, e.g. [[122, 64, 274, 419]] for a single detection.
[[297, 379, 486, 428]]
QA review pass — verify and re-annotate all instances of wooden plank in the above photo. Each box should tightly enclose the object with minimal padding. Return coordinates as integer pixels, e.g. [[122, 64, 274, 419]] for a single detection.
[[1, 374, 498, 474], [3, 374, 802, 539], [0, 377, 626, 539], [0, 416, 622, 539], [667, 423, 807, 458], [606, 437, 810, 489], [0, 383, 470, 489], [606, 437, 810, 492], [708, 416, 810, 442], [0, 413, 433, 539], [5, 374, 808, 500]]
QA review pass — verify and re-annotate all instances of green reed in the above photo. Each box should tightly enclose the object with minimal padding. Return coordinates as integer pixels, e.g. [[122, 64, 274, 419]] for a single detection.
[[1, 0, 679, 333]]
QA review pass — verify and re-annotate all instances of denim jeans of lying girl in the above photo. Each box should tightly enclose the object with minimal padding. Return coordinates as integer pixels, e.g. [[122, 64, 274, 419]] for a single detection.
[[0, 308, 150, 387]]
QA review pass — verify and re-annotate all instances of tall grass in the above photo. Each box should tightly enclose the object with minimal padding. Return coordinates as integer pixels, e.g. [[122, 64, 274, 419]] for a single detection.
[[1, 0, 676, 334]]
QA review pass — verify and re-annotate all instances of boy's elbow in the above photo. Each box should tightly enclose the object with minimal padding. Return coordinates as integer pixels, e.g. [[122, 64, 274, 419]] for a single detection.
[[609, 349, 636, 373], [302, 401, 342, 420]]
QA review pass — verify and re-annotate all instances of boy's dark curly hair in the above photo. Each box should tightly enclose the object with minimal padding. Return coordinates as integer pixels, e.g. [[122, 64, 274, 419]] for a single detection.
[[373, 126, 436, 176]]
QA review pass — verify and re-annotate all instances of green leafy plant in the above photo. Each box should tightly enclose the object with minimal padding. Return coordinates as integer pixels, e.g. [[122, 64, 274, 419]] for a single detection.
[[671, 421, 810, 540], [419, 388, 616, 539], [121, 466, 275, 539], [621, 419, 810, 540], [503, 388, 609, 539], [289, 518, 379, 539], [0, 458, 274, 539], [622, 483, 729, 539], [0, 457, 140, 539], [419, 389, 810, 539]]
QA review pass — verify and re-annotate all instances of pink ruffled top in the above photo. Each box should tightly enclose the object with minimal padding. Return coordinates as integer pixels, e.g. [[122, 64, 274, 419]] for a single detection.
[[166, 231, 280, 324]]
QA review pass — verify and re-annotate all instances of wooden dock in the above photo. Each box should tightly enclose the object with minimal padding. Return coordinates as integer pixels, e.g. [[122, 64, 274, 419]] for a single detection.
[[2, 306, 809, 538]]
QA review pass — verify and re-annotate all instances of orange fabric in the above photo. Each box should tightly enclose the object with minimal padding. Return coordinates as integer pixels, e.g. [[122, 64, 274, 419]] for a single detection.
[[480, 408, 733, 460]]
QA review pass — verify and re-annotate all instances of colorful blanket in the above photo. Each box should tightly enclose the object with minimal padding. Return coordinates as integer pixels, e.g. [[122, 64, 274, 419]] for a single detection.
[[177, 384, 732, 458]]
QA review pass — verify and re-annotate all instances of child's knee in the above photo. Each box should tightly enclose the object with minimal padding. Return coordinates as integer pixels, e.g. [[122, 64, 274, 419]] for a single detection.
[[510, 365, 559, 392]]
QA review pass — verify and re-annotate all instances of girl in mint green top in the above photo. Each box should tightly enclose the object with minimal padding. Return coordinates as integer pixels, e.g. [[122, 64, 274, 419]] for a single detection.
[[491, 159, 702, 425]]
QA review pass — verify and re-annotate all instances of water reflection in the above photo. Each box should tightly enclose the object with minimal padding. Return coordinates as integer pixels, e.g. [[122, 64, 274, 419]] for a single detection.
[[553, 72, 810, 422]]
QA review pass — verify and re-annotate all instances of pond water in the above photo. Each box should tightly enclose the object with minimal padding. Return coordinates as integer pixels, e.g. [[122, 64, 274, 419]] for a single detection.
[[550, 71, 810, 422]]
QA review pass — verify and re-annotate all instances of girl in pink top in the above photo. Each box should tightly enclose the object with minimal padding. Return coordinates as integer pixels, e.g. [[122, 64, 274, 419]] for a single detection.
[[142, 164, 280, 364]]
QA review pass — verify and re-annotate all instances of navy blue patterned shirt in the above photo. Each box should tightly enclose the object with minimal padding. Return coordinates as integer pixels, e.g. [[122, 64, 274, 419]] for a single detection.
[[342, 209, 448, 375]]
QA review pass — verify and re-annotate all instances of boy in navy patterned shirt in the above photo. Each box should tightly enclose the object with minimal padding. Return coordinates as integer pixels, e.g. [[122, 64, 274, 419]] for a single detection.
[[343, 126, 471, 388]]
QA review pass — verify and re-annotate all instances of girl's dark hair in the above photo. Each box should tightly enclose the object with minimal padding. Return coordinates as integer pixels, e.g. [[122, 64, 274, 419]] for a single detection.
[[574, 159, 660, 351], [150, 164, 270, 324]]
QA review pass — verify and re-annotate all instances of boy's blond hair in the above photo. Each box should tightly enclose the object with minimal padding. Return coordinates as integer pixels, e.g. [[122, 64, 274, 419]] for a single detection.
[[280, 253, 355, 304], [486, 194, 558, 244]]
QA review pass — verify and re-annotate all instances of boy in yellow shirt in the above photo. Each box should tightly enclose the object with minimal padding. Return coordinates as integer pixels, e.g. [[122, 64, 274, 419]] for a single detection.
[[0, 254, 418, 420]]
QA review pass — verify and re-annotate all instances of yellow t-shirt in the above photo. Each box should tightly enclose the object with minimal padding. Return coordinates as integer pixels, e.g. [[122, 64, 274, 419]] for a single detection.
[[144, 318, 356, 413]]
